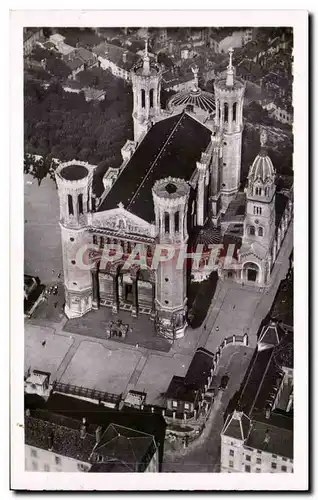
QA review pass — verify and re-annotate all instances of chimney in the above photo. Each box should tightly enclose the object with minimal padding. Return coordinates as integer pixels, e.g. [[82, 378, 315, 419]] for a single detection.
[[95, 426, 102, 444], [123, 51, 127, 63], [80, 417, 87, 439]]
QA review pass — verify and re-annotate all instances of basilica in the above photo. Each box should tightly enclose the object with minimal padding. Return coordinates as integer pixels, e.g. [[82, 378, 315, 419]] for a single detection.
[[56, 43, 293, 341]]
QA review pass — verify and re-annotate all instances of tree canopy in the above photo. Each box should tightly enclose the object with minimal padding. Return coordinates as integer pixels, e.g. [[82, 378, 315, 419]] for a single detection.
[[24, 73, 133, 174]]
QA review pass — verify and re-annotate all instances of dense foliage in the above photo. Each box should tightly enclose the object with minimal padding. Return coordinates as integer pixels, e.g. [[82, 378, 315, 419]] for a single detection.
[[24, 73, 133, 170]]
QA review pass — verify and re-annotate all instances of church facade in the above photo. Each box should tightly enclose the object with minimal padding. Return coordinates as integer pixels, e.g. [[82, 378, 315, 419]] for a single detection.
[[55, 45, 293, 342]]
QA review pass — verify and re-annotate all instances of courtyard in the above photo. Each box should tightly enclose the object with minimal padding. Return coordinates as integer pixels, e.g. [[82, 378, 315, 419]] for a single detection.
[[25, 324, 74, 379], [63, 306, 171, 352], [59, 340, 143, 395]]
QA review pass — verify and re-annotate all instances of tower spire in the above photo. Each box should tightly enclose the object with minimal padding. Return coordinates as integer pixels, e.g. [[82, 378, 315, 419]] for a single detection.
[[142, 37, 150, 74], [226, 47, 234, 87]]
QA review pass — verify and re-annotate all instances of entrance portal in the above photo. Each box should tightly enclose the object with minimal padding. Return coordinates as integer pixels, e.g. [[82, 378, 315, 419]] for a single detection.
[[243, 262, 260, 284], [124, 283, 133, 303], [247, 269, 257, 282]]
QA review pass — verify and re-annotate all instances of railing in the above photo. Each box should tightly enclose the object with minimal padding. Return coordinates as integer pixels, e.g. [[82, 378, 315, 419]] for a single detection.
[[52, 381, 122, 407]]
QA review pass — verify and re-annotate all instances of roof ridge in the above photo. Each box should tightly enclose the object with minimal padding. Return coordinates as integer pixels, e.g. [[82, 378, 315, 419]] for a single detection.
[[126, 113, 185, 210]]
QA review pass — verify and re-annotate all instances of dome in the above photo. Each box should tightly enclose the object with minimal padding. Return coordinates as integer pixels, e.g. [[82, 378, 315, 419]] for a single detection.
[[167, 87, 216, 115], [167, 64, 215, 115], [248, 129, 275, 183], [249, 152, 275, 183]]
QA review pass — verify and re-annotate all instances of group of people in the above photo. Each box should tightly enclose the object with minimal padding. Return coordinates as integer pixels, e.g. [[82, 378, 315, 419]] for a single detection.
[[106, 319, 129, 340]]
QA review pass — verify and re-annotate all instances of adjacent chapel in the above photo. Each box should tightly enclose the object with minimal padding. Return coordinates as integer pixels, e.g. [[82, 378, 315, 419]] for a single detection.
[[55, 43, 293, 341]]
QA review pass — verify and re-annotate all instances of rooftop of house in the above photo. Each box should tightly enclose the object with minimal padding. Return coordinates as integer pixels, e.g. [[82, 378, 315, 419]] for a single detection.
[[165, 375, 198, 404], [245, 418, 293, 459], [93, 423, 155, 472], [223, 322, 293, 458], [184, 347, 214, 389], [25, 409, 157, 470], [96, 112, 211, 223], [25, 409, 97, 463], [234, 326, 293, 418], [93, 42, 139, 71], [28, 393, 167, 468], [65, 57, 84, 71], [270, 273, 294, 328]]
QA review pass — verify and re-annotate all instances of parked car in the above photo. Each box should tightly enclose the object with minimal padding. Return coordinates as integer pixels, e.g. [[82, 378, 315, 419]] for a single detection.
[[219, 374, 229, 390]]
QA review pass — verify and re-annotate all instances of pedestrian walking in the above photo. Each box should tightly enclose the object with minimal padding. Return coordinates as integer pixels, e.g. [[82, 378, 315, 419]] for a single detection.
[[57, 273, 61, 279], [54, 301, 58, 308], [52, 269, 55, 275], [216, 326, 219, 332], [41, 340, 46, 347], [204, 324, 207, 331], [233, 305, 236, 309]]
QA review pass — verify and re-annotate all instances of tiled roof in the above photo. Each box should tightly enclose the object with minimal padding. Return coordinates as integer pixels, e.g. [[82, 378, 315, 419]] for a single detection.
[[65, 58, 84, 71], [97, 112, 211, 222], [43, 394, 167, 469], [25, 409, 97, 462], [93, 42, 138, 71]]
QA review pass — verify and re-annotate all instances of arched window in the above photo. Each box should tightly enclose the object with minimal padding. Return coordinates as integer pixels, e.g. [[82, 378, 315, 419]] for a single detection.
[[258, 227, 264, 237], [233, 102, 237, 122], [224, 102, 229, 122], [68, 195, 74, 216], [78, 194, 83, 215], [174, 211, 179, 232], [265, 187, 269, 196], [164, 212, 170, 233], [141, 89, 145, 108], [150, 88, 154, 108], [255, 187, 262, 196], [249, 226, 255, 236]]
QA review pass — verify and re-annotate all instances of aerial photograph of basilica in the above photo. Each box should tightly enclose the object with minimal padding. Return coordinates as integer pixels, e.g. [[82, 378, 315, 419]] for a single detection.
[[23, 26, 294, 475]]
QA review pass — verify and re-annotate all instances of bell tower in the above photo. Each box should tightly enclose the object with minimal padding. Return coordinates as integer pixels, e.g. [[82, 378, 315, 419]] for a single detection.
[[152, 177, 190, 342], [55, 160, 95, 318], [214, 48, 246, 211], [131, 39, 162, 144], [243, 130, 276, 252]]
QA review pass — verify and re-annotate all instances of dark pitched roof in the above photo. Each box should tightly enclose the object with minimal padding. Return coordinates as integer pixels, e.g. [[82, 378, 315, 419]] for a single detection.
[[93, 42, 138, 71], [41, 393, 166, 469], [165, 375, 198, 403], [25, 409, 97, 462], [245, 419, 293, 459], [98, 112, 211, 222], [93, 423, 154, 472], [222, 411, 251, 440], [184, 347, 214, 389], [258, 321, 286, 347], [65, 58, 84, 71]]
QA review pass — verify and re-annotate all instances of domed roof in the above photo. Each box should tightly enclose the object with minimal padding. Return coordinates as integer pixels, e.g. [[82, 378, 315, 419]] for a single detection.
[[168, 88, 215, 114], [167, 65, 215, 115], [248, 130, 275, 183]]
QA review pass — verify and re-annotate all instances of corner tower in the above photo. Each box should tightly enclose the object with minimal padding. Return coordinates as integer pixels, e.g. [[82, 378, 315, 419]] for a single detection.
[[243, 130, 276, 250], [152, 177, 190, 342], [131, 39, 162, 144], [214, 48, 246, 211], [55, 160, 95, 318]]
